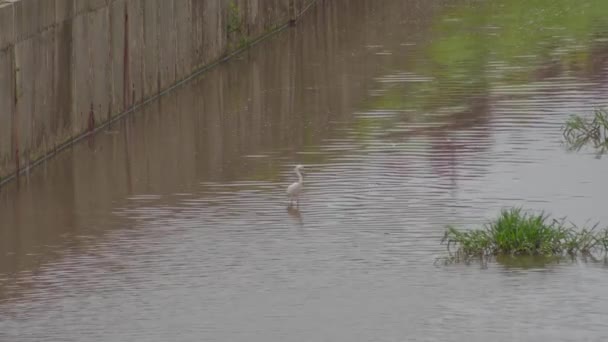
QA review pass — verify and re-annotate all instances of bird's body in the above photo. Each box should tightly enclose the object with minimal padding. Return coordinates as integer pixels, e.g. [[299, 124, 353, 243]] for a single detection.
[[286, 164, 304, 207], [286, 181, 302, 197]]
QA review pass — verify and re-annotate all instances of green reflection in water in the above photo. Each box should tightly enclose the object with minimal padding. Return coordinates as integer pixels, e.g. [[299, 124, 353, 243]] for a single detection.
[[366, 0, 608, 124]]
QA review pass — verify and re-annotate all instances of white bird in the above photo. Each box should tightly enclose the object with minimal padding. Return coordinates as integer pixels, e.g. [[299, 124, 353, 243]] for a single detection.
[[286, 164, 304, 207]]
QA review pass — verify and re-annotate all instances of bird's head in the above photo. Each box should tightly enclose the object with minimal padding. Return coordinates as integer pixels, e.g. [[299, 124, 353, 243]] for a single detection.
[[295, 164, 304, 171]]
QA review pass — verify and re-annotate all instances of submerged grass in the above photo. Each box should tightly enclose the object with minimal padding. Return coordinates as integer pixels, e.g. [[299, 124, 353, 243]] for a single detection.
[[562, 108, 608, 156], [439, 208, 608, 264]]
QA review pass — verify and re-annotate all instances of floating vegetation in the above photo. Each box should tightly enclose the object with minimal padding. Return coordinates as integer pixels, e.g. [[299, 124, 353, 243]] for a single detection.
[[562, 108, 608, 157], [437, 208, 608, 265]]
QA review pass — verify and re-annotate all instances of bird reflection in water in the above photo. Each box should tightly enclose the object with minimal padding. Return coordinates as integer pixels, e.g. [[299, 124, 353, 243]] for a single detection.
[[286, 205, 303, 227]]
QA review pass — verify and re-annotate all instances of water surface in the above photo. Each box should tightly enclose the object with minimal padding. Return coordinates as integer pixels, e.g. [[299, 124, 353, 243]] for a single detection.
[[2, 0, 608, 341]]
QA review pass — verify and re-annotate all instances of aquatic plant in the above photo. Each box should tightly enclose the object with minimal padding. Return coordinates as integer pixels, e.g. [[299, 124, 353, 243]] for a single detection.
[[439, 208, 608, 264], [562, 109, 608, 156]]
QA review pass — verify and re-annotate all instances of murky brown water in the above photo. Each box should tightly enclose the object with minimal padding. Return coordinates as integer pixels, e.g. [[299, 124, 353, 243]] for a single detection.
[[2, 0, 608, 341]]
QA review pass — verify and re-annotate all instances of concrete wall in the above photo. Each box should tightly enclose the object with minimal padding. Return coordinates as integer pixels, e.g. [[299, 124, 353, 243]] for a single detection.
[[0, 0, 313, 182]]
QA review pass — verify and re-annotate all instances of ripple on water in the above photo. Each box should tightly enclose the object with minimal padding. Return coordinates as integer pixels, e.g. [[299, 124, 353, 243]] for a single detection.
[[3, 0, 608, 341]]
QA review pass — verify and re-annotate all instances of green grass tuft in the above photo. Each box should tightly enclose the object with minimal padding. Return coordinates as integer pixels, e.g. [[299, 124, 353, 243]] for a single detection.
[[439, 208, 608, 264]]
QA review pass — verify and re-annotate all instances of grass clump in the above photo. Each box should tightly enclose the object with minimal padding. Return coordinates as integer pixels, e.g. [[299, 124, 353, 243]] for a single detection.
[[562, 108, 608, 157], [439, 208, 608, 264]]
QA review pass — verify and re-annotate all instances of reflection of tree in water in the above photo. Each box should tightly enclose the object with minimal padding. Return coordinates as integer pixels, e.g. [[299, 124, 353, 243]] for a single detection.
[[579, 41, 608, 85], [0, 0, 442, 304], [429, 101, 493, 186], [358, 0, 608, 191], [384, 97, 493, 192], [4, 0, 608, 306]]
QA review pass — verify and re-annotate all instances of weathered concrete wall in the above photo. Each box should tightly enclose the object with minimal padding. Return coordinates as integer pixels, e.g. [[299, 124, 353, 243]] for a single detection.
[[0, 0, 314, 182]]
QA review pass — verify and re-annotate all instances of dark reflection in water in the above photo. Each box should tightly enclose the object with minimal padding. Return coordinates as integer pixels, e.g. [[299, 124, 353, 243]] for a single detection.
[[495, 255, 569, 270], [2, 0, 608, 341]]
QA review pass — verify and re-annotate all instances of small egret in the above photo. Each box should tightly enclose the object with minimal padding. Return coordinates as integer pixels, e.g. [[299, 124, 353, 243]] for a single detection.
[[286, 164, 304, 207]]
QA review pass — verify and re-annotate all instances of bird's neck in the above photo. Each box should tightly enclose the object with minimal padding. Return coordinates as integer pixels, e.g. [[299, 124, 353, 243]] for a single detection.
[[296, 170, 303, 183]]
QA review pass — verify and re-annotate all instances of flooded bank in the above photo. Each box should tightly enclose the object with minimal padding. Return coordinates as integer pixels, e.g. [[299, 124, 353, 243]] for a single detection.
[[2, 0, 608, 341]]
